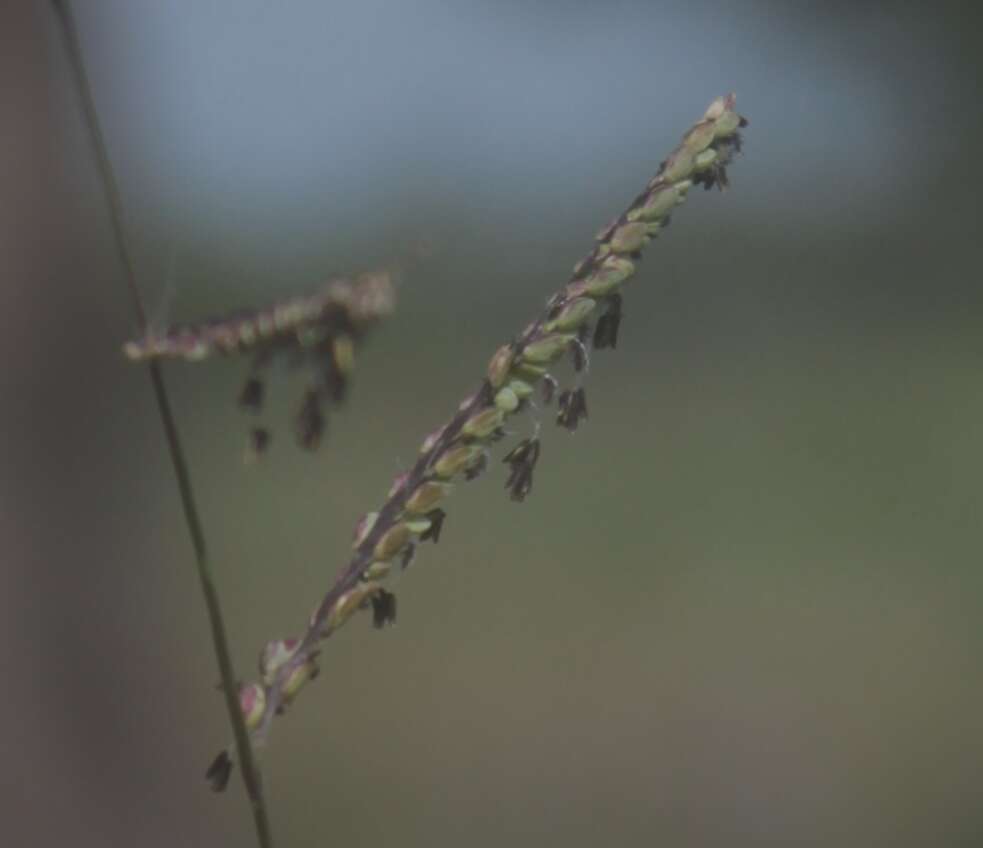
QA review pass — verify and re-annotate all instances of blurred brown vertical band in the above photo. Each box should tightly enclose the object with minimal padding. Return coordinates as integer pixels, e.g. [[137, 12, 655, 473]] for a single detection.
[[49, 3, 274, 846]]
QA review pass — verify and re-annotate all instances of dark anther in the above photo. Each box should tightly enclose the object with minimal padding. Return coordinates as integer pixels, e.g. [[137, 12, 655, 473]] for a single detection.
[[593, 294, 622, 350], [238, 376, 265, 412], [571, 325, 591, 373], [464, 452, 488, 481], [295, 389, 326, 450], [540, 374, 558, 405], [502, 437, 541, 467], [420, 508, 446, 544], [503, 437, 541, 502], [205, 750, 233, 793], [557, 388, 588, 432], [371, 589, 398, 628], [399, 543, 416, 571], [324, 367, 348, 405], [694, 168, 715, 190], [694, 162, 728, 191], [246, 427, 271, 461], [508, 464, 534, 502], [322, 348, 349, 404], [571, 342, 586, 372]]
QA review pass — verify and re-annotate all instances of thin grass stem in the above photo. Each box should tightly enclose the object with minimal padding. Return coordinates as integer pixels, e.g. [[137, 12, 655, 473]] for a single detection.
[[50, 3, 273, 845]]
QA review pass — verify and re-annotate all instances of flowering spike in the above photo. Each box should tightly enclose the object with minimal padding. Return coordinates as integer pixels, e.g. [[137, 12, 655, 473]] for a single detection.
[[124, 273, 394, 362], [125, 269, 397, 461], [238, 97, 747, 754]]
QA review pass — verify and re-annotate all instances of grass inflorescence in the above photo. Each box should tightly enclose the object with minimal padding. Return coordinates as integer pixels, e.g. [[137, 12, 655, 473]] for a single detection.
[[124, 270, 395, 458], [206, 94, 749, 789]]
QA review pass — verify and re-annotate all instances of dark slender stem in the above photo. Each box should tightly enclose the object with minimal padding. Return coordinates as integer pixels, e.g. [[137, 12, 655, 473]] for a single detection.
[[51, 3, 274, 845]]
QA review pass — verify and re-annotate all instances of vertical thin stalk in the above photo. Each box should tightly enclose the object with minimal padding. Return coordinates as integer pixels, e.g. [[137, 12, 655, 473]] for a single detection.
[[51, 3, 273, 845]]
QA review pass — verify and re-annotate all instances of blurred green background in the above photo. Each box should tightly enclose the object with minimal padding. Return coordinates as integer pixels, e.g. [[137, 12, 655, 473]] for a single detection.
[[6, 1, 982, 845]]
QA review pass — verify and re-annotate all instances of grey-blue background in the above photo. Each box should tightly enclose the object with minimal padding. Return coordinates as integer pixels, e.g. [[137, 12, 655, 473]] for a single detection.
[[5, 1, 981, 845]]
